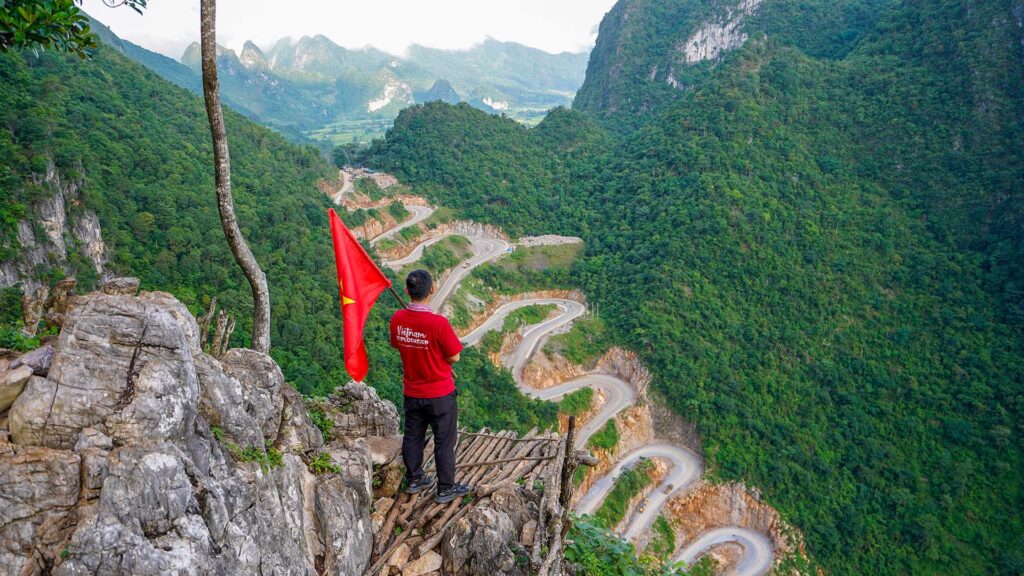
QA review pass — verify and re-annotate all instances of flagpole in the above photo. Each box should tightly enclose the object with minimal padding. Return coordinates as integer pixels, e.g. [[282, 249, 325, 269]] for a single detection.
[[388, 285, 408, 309]]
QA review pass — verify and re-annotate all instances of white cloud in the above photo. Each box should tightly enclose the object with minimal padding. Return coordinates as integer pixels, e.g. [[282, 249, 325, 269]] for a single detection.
[[82, 0, 616, 60]]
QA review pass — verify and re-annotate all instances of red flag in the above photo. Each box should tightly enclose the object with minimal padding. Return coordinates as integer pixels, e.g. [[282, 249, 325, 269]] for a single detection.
[[328, 208, 391, 382]]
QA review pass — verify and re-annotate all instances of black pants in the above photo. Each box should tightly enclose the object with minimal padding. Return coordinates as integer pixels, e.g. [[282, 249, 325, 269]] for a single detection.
[[402, 391, 458, 492]]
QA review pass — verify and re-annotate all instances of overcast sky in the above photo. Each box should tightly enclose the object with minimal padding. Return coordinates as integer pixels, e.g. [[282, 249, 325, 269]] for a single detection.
[[82, 0, 616, 60]]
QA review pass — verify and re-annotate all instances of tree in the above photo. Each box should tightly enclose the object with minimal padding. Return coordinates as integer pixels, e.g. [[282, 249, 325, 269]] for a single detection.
[[199, 0, 270, 353], [0, 0, 146, 56]]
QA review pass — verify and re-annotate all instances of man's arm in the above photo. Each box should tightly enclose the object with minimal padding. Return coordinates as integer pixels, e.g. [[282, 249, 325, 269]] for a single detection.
[[439, 318, 463, 364]]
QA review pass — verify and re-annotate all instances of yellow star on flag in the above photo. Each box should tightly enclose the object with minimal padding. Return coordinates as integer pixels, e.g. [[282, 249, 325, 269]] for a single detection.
[[342, 296, 355, 306]]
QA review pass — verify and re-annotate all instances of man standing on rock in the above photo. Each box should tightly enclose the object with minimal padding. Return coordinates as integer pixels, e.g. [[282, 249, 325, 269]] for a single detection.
[[390, 269, 470, 504]]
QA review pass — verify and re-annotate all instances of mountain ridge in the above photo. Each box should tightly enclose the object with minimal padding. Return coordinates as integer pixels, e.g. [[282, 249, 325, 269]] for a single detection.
[[103, 17, 590, 139]]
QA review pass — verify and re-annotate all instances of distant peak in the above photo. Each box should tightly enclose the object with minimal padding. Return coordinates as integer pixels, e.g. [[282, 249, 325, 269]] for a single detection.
[[240, 41, 268, 69], [180, 41, 236, 70], [181, 41, 201, 69]]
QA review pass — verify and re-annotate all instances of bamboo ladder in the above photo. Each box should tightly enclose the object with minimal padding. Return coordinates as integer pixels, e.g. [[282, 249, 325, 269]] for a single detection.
[[365, 417, 596, 576]]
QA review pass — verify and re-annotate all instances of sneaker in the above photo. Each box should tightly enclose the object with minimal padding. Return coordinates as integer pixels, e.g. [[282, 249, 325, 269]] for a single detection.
[[405, 475, 435, 495], [434, 483, 471, 504]]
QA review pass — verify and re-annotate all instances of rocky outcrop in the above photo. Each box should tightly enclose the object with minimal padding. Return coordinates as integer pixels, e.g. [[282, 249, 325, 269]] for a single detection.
[[677, 0, 763, 64], [343, 194, 431, 212], [440, 485, 537, 576], [593, 348, 652, 395], [521, 348, 587, 391], [0, 289, 385, 575], [351, 212, 400, 242], [0, 161, 107, 294], [307, 382, 400, 439]]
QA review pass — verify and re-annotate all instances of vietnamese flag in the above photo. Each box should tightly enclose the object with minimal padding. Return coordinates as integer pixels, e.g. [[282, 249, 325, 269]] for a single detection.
[[328, 208, 391, 382]]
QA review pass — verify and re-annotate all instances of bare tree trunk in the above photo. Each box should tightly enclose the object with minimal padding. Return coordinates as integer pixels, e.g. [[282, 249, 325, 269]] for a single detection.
[[198, 0, 271, 353]]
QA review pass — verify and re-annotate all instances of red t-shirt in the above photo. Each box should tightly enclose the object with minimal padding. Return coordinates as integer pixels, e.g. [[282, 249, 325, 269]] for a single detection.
[[390, 306, 463, 398]]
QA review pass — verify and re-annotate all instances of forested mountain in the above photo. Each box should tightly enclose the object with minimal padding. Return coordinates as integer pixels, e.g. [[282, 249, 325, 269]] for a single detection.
[[365, 0, 1024, 573]]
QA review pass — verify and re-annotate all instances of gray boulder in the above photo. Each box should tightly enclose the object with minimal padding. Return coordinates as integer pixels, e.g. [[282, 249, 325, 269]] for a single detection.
[[0, 289, 376, 575], [308, 382, 399, 439], [9, 292, 200, 449], [440, 485, 539, 576], [11, 343, 54, 376], [194, 353, 265, 448], [441, 506, 530, 576], [0, 445, 81, 575], [0, 364, 32, 412], [220, 348, 285, 441]]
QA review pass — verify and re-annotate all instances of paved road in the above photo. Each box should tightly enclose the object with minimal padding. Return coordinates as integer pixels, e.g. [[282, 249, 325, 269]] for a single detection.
[[576, 442, 701, 538], [332, 169, 354, 204], [673, 527, 774, 576], [462, 299, 586, 378], [429, 237, 510, 309], [530, 373, 635, 449], [461, 299, 632, 448], [384, 235, 449, 270], [370, 205, 435, 246]]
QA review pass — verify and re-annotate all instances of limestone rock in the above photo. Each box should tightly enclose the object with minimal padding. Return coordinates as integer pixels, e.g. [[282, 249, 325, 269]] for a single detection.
[[441, 506, 529, 576], [403, 551, 442, 576], [309, 382, 399, 439], [0, 289, 378, 575], [0, 364, 32, 412], [194, 353, 264, 448], [389, 542, 411, 568], [11, 343, 54, 375], [315, 468, 373, 574], [374, 461, 405, 499], [485, 484, 538, 532], [9, 292, 200, 449], [220, 348, 285, 441], [102, 276, 140, 296], [366, 434, 403, 465], [323, 437, 374, 512], [73, 427, 113, 451], [0, 445, 81, 575], [42, 277, 77, 330], [277, 384, 324, 454], [75, 427, 112, 498]]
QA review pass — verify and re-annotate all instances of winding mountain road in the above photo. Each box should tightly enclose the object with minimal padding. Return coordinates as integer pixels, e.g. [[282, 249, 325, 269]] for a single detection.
[[461, 299, 635, 448], [370, 205, 435, 246], [428, 237, 510, 309], [384, 235, 449, 269], [576, 442, 702, 540], [674, 527, 773, 576], [393, 209, 773, 575]]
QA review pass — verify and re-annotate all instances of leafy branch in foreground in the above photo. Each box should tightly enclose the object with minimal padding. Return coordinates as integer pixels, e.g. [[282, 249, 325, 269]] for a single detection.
[[0, 0, 147, 57]]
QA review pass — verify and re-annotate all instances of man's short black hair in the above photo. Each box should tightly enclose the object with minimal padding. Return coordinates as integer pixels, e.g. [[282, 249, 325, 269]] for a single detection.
[[406, 269, 433, 301]]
